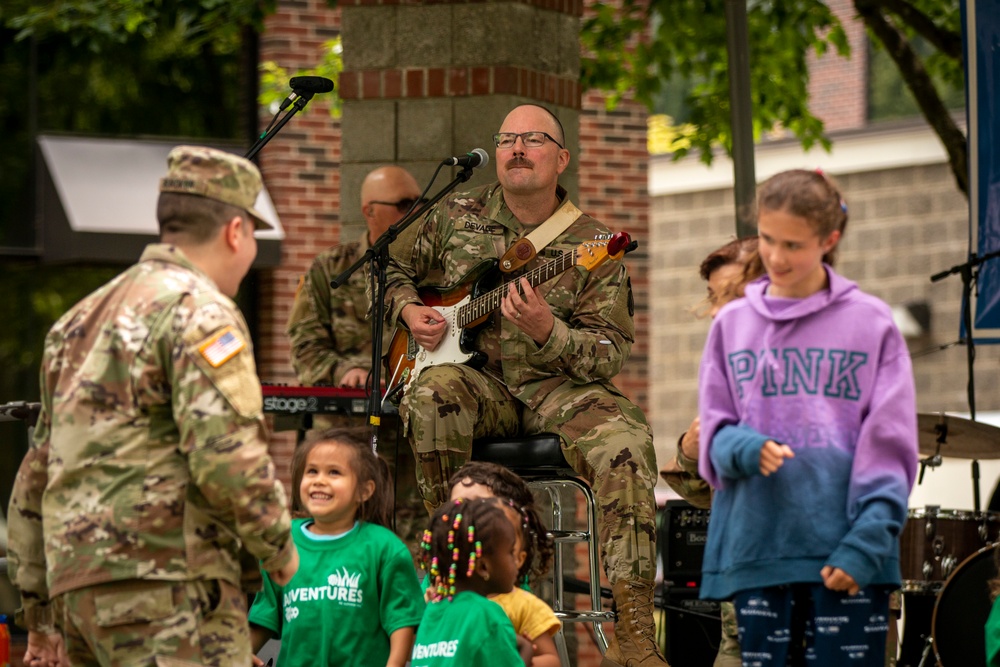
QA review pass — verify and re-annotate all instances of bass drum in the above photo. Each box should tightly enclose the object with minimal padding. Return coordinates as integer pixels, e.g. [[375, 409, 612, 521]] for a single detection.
[[931, 543, 998, 666]]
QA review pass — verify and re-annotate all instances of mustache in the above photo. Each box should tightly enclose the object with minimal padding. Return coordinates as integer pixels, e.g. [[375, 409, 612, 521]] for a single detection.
[[505, 157, 533, 169]]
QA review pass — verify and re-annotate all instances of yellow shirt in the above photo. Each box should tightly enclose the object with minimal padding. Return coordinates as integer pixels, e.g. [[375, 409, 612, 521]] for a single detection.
[[489, 588, 561, 641]]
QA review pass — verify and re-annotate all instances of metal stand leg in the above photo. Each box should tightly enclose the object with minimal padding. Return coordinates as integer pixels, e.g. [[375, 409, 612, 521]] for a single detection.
[[916, 636, 934, 667]]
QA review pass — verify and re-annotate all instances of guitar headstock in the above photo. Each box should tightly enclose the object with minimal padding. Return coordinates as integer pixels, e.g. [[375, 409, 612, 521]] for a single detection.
[[576, 232, 635, 270]]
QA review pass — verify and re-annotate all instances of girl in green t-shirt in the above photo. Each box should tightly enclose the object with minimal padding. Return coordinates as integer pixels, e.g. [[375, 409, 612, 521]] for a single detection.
[[412, 497, 533, 666], [249, 427, 425, 667]]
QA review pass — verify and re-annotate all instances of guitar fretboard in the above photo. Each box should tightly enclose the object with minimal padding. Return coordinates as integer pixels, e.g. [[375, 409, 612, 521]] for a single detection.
[[457, 250, 579, 326]]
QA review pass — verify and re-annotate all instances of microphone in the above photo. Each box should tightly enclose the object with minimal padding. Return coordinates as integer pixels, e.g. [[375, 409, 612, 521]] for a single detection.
[[442, 148, 489, 169], [279, 76, 335, 110], [289, 76, 335, 94]]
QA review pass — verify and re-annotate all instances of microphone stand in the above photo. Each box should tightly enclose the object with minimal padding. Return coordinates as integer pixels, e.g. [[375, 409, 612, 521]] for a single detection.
[[930, 247, 1000, 421], [331, 165, 477, 452], [244, 91, 317, 161]]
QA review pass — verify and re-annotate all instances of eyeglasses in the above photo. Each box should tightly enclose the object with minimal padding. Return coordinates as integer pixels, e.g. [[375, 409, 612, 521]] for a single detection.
[[493, 131, 564, 150], [369, 197, 428, 214]]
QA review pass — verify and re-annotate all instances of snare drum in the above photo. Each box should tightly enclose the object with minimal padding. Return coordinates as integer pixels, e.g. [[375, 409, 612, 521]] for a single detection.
[[899, 506, 1000, 593], [931, 543, 998, 666]]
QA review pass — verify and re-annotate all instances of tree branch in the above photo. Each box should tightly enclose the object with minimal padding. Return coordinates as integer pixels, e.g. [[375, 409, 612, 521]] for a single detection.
[[854, 0, 967, 196], [876, 0, 962, 59]]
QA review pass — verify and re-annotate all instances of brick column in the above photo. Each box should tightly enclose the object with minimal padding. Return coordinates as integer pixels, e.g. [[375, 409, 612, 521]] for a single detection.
[[337, 0, 583, 231]]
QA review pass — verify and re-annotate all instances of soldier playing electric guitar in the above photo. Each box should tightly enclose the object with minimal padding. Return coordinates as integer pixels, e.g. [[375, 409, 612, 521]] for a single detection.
[[383, 104, 669, 667]]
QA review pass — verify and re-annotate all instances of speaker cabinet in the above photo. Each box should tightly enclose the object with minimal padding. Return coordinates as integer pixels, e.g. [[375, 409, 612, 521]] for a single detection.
[[659, 500, 719, 665], [660, 499, 710, 583], [661, 587, 722, 666]]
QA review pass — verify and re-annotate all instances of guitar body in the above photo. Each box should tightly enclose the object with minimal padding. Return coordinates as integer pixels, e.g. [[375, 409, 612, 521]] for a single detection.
[[384, 232, 633, 398], [385, 269, 495, 394]]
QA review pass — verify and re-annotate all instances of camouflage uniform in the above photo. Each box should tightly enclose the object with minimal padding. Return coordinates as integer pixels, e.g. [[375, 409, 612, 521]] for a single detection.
[[384, 182, 658, 585], [661, 433, 740, 664], [8, 151, 294, 665], [287, 231, 387, 387], [659, 434, 712, 510], [286, 231, 424, 554]]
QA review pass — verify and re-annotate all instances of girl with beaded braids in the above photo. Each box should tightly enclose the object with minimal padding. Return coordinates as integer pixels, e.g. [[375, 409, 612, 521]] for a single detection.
[[447, 462, 560, 667], [248, 427, 425, 667], [448, 461, 554, 582], [412, 497, 533, 666], [698, 169, 918, 667]]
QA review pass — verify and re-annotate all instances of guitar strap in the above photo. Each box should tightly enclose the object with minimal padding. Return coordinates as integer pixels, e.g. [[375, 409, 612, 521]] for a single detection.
[[499, 198, 582, 273]]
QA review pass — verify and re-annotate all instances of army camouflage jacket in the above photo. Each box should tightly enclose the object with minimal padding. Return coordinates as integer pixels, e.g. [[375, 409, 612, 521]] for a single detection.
[[7, 244, 293, 632], [286, 231, 389, 385], [384, 183, 635, 411]]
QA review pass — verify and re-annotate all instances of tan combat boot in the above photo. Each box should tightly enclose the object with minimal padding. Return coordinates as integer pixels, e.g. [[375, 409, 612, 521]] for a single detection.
[[600, 579, 670, 667]]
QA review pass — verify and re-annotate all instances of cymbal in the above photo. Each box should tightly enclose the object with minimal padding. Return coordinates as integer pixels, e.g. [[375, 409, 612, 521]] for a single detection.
[[918, 413, 1000, 459]]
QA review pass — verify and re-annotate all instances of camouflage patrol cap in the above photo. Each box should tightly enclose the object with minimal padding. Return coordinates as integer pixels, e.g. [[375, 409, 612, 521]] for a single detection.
[[160, 145, 272, 230]]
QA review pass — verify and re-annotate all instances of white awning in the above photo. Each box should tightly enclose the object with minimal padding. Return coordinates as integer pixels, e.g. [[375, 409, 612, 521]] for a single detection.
[[35, 134, 284, 266]]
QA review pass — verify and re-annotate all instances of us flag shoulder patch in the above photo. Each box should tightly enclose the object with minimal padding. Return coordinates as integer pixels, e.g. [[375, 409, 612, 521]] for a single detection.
[[198, 326, 246, 368]]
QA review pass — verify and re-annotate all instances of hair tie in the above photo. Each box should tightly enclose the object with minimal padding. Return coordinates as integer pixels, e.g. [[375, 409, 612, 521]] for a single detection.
[[814, 167, 848, 215]]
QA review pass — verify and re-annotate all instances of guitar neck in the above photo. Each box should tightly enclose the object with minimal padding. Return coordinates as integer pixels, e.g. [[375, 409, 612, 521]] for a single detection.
[[458, 251, 576, 327]]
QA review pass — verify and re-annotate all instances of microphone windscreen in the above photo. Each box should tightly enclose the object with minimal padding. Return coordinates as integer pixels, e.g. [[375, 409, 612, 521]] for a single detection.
[[289, 76, 335, 94]]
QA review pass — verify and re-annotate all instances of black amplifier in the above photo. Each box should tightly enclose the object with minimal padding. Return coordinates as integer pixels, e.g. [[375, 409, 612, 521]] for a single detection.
[[661, 586, 722, 666], [660, 499, 711, 584]]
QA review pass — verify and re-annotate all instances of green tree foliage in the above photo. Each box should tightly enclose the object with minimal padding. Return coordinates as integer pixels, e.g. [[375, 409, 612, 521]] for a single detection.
[[582, 0, 967, 194], [0, 0, 277, 413], [259, 38, 344, 119], [582, 0, 850, 165], [1, 0, 273, 50]]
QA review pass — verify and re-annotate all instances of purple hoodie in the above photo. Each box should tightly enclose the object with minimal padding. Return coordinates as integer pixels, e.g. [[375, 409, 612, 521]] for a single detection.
[[697, 266, 918, 599]]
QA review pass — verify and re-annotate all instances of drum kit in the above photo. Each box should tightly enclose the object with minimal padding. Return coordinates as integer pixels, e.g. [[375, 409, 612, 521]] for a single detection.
[[895, 413, 1000, 667]]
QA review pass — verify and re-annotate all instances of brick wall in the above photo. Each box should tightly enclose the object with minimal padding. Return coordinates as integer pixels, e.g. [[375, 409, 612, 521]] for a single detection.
[[807, 0, 868, 132], [579, 93, 650, 411]]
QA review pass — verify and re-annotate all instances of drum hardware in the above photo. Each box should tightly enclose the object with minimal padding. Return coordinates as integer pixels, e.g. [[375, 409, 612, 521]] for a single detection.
[[939, 553, 957, 579], [924, 512, 936, 536], [915, 637, 934, 667]]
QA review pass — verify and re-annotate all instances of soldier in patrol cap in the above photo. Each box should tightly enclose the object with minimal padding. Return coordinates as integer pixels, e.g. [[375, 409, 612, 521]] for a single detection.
[[384, 104, 666, 666], [8, 145, 298, 666], [285, 165, 426, 559]]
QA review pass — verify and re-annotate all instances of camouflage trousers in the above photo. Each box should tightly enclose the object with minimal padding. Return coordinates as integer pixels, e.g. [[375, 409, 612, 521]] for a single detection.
[[56, 578, 249, 666], [399, 363, 658, 583], [305, 413, 425, 563], [716, 600, 740, 663]]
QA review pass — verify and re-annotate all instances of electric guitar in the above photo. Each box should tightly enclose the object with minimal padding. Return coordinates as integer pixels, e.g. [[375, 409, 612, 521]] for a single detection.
[[385, 231, 634, 395]]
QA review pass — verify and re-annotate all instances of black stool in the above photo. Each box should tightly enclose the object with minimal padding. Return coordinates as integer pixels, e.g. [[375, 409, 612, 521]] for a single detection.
[[472, 433, 615, 663]]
